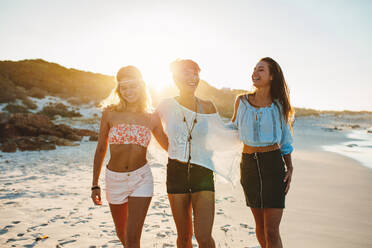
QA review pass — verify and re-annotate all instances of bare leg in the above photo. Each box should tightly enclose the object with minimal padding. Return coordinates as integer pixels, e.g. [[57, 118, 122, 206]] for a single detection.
[[250, 208, 266, 248], [263, 208, 283, 248], [168, 194, 193, 248], [192, 191, 216, 248], [109, 202, 129, 246], [125, 196, 152, 248]]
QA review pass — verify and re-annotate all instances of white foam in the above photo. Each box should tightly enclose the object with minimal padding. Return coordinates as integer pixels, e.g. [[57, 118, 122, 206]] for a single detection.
[[323, 129, 372, 169]]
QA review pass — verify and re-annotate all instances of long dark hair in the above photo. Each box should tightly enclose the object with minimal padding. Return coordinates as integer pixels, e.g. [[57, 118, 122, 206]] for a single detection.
[[260, 57, 294, 125]]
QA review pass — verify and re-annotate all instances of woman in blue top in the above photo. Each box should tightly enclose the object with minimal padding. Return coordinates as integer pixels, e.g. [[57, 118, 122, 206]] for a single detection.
[[232, 57, 294, 248]]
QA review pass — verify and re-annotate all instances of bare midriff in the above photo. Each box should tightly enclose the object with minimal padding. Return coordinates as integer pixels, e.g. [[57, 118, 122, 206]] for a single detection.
[[242, 143, 280, 154], [107, 144, 148, 172]]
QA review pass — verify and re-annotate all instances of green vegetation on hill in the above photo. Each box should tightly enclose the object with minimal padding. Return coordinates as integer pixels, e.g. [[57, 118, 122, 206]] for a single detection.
[[196, 82, 247, 118], [0, 59, 116, 104]]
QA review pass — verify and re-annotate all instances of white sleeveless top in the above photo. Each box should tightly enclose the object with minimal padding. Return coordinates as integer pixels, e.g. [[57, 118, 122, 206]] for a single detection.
[[156, 98, 242, 182]]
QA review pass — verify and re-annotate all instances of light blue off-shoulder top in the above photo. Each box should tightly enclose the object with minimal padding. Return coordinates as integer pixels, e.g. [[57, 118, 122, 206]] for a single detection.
[[232, 95, 293, 155]]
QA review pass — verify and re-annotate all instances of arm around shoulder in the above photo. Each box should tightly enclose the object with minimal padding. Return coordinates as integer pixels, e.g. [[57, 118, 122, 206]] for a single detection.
[[151, 112, 169, 151]]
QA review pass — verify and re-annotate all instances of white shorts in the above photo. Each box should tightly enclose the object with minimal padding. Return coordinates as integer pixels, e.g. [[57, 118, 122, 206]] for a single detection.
[[105, 163, 154, 204]]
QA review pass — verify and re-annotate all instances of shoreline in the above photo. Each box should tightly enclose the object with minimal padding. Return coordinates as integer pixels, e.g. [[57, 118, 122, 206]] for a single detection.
[[293, 117, 372, 170], [322, 129, 372, 170]]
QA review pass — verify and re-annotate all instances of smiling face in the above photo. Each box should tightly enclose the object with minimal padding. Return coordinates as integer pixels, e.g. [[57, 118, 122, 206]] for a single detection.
[[173, 68, 200, 94], [252, 61, 273, 89], [117, 78, 142, 104]]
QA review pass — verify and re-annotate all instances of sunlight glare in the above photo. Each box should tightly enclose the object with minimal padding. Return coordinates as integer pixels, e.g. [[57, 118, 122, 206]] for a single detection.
[[141, 63, 173, 93]]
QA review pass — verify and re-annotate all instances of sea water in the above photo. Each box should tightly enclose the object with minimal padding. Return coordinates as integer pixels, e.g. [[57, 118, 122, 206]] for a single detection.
[[323, 129, 372, 169]]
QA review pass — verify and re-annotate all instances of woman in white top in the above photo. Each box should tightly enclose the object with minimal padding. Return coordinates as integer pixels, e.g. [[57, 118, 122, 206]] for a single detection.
[[156, 59, 217, 248]]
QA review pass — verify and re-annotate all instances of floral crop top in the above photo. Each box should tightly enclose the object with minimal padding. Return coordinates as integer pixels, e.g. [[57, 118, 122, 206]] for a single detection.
[[108, 123, 151, 147]]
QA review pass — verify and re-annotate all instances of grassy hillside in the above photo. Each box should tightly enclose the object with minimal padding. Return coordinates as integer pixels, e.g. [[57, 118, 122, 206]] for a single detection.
[[0, 59, 116, 104]]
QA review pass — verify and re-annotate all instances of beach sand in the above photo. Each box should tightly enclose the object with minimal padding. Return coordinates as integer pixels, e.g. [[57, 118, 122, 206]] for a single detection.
[[1, 144, 372, 247], [282, 150, 372, 248]]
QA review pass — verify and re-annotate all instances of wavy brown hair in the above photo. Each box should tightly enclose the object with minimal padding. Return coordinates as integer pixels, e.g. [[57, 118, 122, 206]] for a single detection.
[[260, 57, 294, 125], [100, 66, 152, 112]]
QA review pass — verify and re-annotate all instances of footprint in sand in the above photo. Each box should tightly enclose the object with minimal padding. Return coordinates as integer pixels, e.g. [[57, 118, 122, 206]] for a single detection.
[[27, 225, 39, 232], [157, 233, 166, 238], [216, 208, 224, 215], [162, 243, 175, 247], [50, 215, 66, 223], [0, 224, 14, 235], [6, 238, 17, 243], [223, 196, 236, 203], [58, 239, 77, 246], [240, 223, 254, 229], [148, 211, 172, 218], [108, 239, 121, 244], [44, 207, 62, 212], [152, 202, 169, 209], [220, 224, 232, 233]]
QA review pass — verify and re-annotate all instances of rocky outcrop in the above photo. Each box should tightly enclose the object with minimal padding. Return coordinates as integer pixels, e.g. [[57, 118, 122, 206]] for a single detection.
[[89, 134, 99, 141], [38, 103, 82, 119], [0, 113, 97, 152]]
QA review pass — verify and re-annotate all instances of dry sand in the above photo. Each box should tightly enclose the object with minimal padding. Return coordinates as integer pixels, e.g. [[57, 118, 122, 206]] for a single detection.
[[1, 147, 372, 247], [282, 150, 372, 248]]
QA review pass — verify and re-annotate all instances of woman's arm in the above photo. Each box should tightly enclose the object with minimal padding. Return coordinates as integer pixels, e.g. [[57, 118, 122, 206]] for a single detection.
[[91, 110, 110, 205], [231, 95, 242, 122], [151, 112, 169, 151], [283, 153, 293, 194], [279, 110, 294, 194]]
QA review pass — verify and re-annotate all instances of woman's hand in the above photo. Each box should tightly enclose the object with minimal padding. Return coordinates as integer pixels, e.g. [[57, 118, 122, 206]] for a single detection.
[[91, 188, 102, 205], [283, 167, 293, 195]]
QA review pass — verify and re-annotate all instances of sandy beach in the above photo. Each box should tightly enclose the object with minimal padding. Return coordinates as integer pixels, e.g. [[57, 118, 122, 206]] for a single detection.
[[1, 113, 372, 247], [1, 143, 372, 247]]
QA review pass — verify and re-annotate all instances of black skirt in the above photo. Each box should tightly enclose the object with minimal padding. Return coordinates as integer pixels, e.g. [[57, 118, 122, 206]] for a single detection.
[[240, 149, 286, 208]]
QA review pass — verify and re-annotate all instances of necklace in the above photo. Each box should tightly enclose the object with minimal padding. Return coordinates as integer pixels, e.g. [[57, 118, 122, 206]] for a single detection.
[[180, 98, 199, 192], [181, 98, 198, 162]]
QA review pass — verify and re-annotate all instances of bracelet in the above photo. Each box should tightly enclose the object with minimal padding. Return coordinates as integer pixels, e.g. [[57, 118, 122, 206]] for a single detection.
[[91, 185, 100, 190]]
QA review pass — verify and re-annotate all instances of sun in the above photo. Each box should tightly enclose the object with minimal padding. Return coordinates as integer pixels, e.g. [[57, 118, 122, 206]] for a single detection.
[[140, 62, 174, 94]]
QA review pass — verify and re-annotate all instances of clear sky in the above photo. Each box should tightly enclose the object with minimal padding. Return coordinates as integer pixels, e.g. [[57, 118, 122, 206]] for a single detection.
[[1, 0, 371, 111]]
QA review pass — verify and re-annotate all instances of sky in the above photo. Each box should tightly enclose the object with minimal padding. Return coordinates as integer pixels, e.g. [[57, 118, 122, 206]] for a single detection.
[[0, 0, 371, 111]]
